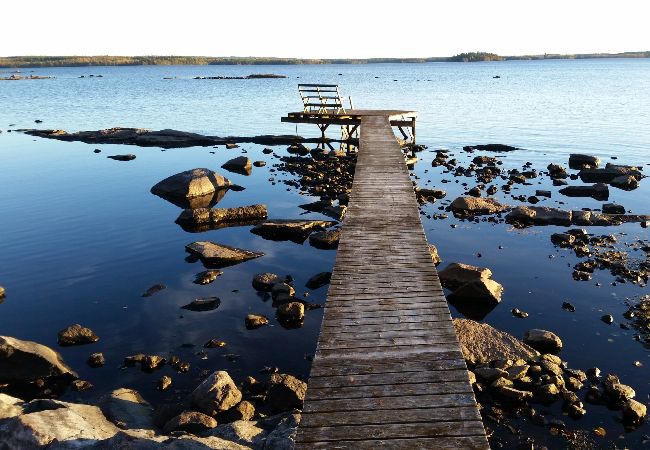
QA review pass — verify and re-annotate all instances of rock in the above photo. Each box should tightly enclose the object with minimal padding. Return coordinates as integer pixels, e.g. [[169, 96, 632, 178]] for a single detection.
[[474, 367, 507, 381], [511, 308, 528, 318], [142, 283, 166, 297], [203, 420, 266, 447], [57, 324, 99, 346], [623, 399, 647, 426], [253, 160, 266, 167], [151, 168, 231, 208], [81, 431, 251, 449], [252, 273, 281, 291], [194, 270, 223, 285], [245, 314, 269, 329], [450, 196, 508, 217], [222, 156, 252, 175], [498, 386, 533, 402], [0, 336, 77, 382], [0, 399, 119, 448], [448, 278, 503, 306], [506, 206, 572, 226], [176, 204, 268, 231], [181, 297, 221, 312], [569, 154, 600, 169], [305, 272, 332, 290], [99, 388, 155, 430], [416, 188, 447, 202], [611, 174, 639, 190], [251, 220, 335, 243], [192, 371, 242, 416], [163, 410, 218, 434], [452, 319, 539, 365], [225, 400, 255, 422], [204, 339, 226, 348], [186, 241, 264, 267], [309, 229, 341, 249], [438, 262, 492, 290], [559, 183, 609, 200], [266, 373, 307, 412], [547, 163, 569, 178], [158, 375, 172, 391], [427, 244, 441, 265], [523, 329, 563, 353], [71, 379, 93, 391], [271, 282, 295, 300], [0, 394, 24, 420], [225, 143, 239, 149], [298, 199, 331, 213], [464, 144, 518, 152], [536, 190, 551, 198], [277, 302, 305, 324], [604, 374, 636, 401], [0, 286, 4, 298], [550, 233, 575, 247], [579, 165, 643, 183], [107, 154, 136, 161]]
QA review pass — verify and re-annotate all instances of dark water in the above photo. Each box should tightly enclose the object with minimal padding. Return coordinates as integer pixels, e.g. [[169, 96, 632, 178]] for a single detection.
[[1, 60, 649, 447]]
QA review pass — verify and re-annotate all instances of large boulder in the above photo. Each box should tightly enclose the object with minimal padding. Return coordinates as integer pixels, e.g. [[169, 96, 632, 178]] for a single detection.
[[611, 175, 640, 191], [438, 263, 492, 290], [99, 388, 155, 430], [266, 374, 307, 412], [450, 196, 508, 217], [0, 394, 24, 420], [559, 183, 609, 200], [506, 206, 572, 226], [0, 336, 77, 383], [192, 371, 242, 416], [151, 168, 231, 208], [448, 278, 503, 305], [523, 329, 563, 353], [0, 400, 119, 448], [452, 319, 539, 365], [68, 430, 251, 449], [185, 241, 264, 267], [579, 165, 643, 183]]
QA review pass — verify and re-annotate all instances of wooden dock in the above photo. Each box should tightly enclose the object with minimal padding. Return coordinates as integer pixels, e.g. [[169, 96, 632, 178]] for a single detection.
[[294, 113, 489, 449]]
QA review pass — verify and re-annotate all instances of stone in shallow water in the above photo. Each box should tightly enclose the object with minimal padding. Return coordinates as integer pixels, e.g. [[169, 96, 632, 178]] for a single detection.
[[221, 156, 252, 175], [192, 371, 242, 416], [523, 329, 563, 353], [252, 273, 281, 292], [194, 270, 223, 285], [107, 154, 136, 161], [245, 314, 269, 329], [185, 241, 264, 267], [308, 229, 341, 249], [176, 205, 268, 232], [559, 183, 609, 200], [0, 336, 77, 382], [251, 220, 335, 244], [450, 196, 508, 217], [150, 168, 231, 208], [438, 262, 492, 290], [569, 153, 600, 170], [57, 324, 99, 346], [181, 297, 221, 312], [305, 272, 332, 290], [506, 206, 572, 226], [266, 373, 307, 413]]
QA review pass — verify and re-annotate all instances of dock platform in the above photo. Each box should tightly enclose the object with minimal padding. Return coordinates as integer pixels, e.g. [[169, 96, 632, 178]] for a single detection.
[[294, 112, 489, 449]]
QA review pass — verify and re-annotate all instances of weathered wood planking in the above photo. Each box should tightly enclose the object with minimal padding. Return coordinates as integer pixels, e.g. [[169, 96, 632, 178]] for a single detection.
[[295, 114, 489, 449]]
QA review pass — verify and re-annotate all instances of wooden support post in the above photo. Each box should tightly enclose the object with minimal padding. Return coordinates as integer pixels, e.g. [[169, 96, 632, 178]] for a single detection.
[[411, 116, 416, 144]]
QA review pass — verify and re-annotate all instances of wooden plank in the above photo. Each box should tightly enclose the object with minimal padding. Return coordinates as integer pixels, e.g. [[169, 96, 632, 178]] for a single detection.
[[294, 112, 487, 448]]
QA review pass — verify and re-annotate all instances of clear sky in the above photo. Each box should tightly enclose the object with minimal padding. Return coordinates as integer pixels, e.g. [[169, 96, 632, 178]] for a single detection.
[[3, 0, 648, 57]]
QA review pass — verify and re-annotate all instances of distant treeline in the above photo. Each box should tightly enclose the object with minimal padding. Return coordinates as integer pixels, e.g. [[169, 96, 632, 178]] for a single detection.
[[1, 52, 649, 68]]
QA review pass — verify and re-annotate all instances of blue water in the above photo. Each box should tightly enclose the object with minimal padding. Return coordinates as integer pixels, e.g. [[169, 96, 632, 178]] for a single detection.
[[1, 59, 649, 447]]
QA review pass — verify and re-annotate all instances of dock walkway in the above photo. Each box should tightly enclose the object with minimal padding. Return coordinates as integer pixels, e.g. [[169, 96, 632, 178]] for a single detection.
[[295, 114, 489, 449]]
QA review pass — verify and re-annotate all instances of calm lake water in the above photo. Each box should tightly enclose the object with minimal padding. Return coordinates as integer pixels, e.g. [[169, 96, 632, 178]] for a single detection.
[[1, 59, 649, 447]]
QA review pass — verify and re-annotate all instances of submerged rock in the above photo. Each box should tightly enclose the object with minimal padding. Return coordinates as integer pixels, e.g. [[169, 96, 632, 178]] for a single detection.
[[0, 336, 77, 383], [305, 272, 332, 290], [245, 314, 269, 329], [151, 168, 231, 208], [251, 220, 335, 243], [176, 204, 268, 231], [559, 183, 609, 200], [186, 241, 264, 267], [142, 283, 166, 297], [192, 371, 242, 416], [57, 324, 99, 346], [107, 154, 136, 161], [181, 297, 221, 312], [450, 196, 508, 217]]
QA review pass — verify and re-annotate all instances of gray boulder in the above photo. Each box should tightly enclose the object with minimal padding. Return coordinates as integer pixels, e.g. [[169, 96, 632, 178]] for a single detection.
[[99, 388, 155, 430], [452, 319, 539, 365], [151, 168, 231, 208], [0, 335, 77, 383], [192, 371, 242, 416]]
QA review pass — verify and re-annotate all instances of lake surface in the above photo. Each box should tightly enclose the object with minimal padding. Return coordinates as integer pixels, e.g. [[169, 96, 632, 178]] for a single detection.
[[1, 59, 649, 448]]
